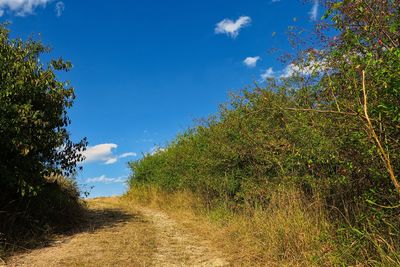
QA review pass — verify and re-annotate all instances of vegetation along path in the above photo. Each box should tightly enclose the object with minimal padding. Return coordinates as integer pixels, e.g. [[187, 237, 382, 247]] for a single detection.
[[4, 198, 229, 267]]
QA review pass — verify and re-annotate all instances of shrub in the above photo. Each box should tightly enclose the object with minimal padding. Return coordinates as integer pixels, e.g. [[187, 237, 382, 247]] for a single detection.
[[128, 1, 400, 264], [0, 24, 86, 249]]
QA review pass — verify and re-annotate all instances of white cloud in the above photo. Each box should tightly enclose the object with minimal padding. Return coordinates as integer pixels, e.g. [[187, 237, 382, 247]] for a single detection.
[[82, 143, 117, 163], [81, 143, 136, 165], [86, 175, 128, 184], [309, 0, 319, 21], [260, 60, 326, 81], [119, 152, 137, 158], [0, 0, 51, 16], [280, 64, 300, 78], [215, 16, 251, 38], [149, 146, 166, 156], [55, 1, 64, 17], [243, 56, 260, 68], [104, 158, 118, 165], [281, 60, 326, 78], [280, 63, 315, 78], [260, 67, 275, 80]]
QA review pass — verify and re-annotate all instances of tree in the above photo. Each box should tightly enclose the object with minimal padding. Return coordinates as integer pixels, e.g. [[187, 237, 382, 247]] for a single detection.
[[0, 24, 87, 233]]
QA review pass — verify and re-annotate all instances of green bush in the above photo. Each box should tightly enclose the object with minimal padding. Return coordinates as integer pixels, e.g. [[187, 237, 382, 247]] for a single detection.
[[0, 24, 86, 248], [128, 1, 400, 264]]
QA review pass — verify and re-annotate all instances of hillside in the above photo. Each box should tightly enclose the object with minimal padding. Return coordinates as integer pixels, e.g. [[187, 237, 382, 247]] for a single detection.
[[1, 1, 399, 266]]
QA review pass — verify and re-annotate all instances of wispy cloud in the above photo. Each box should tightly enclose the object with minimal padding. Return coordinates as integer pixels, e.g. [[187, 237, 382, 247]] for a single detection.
[[119, 152, 136, 158], [261, 60, 326, 81], [215, 16, 251, 38], [260, 67, 275, 80], [55, 1, 64, 17], [86, 175, 128, 184], [149, 146, 166, 156], [280, 64, 300, 78], [281, 60, 326, 78], [81, 143, 136, 165], [0, 0, 51, 17], [243, 56, 261, 68], [309, 0, 319, 21]]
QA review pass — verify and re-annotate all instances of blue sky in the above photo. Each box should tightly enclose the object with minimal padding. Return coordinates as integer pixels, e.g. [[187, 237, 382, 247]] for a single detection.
[[2, 0, 320, 197]]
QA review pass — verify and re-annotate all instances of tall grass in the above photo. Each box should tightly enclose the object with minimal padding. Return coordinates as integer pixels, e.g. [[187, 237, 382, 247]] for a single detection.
[[126, 184, 339, 266], [0, 174, 85, 257], [127, 85, 400, 265]]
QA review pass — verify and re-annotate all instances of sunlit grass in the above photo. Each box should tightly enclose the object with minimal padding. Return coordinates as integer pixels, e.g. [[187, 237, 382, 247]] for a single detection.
[[125, 184, 339, 266]]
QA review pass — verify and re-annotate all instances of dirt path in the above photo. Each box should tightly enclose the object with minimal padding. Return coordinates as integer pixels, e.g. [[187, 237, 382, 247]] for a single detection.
[[141, 208, 228, 267], [4, 198, 229, 267]]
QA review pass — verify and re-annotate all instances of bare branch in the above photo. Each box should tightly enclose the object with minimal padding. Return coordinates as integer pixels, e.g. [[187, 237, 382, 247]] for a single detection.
[[361, 70, 400, 193]]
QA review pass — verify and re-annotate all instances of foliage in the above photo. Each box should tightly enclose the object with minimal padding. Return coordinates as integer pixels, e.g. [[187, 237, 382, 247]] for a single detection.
[[0, 24, 87, 248], [128, 0, 400, 264]]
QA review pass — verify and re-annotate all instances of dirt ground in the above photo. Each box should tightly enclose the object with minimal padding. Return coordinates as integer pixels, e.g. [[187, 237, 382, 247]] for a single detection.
[[4, 197, 229, 267]]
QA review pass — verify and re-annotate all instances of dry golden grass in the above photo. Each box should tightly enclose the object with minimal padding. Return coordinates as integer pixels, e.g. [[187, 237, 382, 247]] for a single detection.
[[125, 185, 339, 266], [6, 197, 230, 267], [5, 186, 340, 266], [6, 197, 156, 267]]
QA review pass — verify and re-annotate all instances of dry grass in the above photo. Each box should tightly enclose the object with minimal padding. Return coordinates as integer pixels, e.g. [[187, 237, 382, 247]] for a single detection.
[[125, 185, 339, 266], [5, 187, 340, 266], [0, 174, 85, 262], [6, 197, 157, 267], [6, 197, 230, 267]]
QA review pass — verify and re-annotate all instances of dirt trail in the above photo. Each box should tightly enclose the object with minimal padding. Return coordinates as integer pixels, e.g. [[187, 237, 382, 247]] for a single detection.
[[4, 198, 229, 267], [141, 208, 228, 267]]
